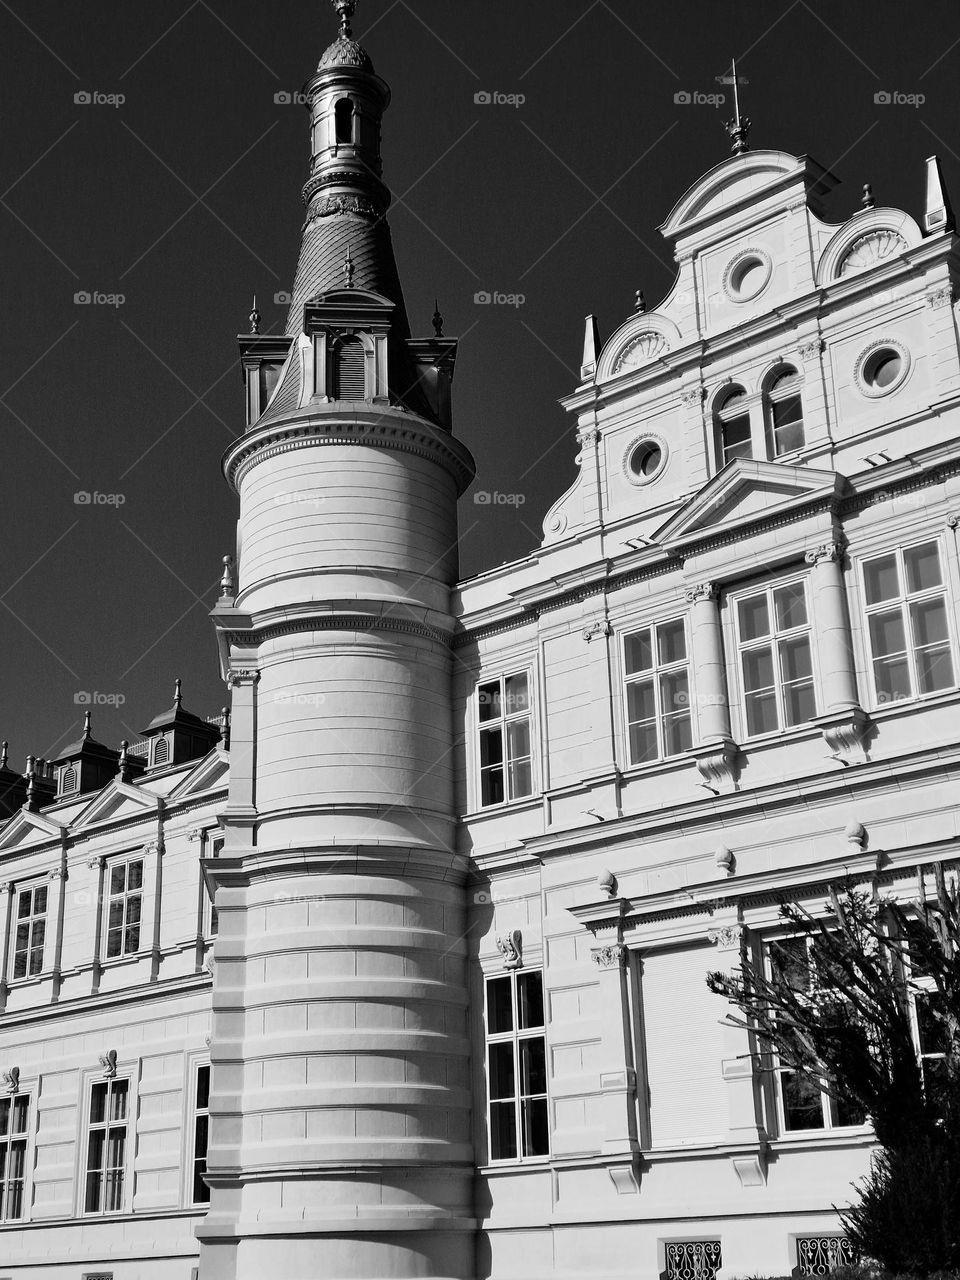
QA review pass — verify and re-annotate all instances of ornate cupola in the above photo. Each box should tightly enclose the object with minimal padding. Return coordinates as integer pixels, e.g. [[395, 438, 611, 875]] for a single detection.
[[49, 713, 122, 800], [238, 0, 456, 430], [139, 679, 221, 770]]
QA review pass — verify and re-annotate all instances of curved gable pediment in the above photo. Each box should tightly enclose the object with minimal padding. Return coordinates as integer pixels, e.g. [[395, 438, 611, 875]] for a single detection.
[[659, 151, 804, 239]]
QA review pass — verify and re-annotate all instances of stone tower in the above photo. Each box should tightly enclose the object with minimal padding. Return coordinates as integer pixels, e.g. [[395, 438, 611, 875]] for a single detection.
[[201, 3, 477, 1276]]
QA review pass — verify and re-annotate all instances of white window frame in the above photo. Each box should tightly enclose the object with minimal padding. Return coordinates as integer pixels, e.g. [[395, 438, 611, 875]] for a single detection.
[[763, 366, 805, 458], [619, 616, 693, 766], [859, 538, 957, 710], [484, 968, 549, 1164], [103, 857, 144, 961], [11, 882, 47, 980], [763, 934, 868, 1138], [713, 385, 754, 469], [189, 1060, 211, 1207], [731, 575, 819, 739], [0, 1091, 31, 1221], [475, 669, 536, 809], [81, 1074, 132, 1216]]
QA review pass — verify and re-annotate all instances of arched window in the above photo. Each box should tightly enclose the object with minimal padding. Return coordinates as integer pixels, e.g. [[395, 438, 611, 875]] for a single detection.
[[765, 366, 804, 457], [335, 98, 354, 145], [715, 386, 752, 468], [153, 736, 169, 767], [60, 764, 77, 795], [332, 336, 366, 401]]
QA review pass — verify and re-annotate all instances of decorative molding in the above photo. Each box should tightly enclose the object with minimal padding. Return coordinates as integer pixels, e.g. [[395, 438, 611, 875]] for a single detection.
[[623, 432, 669, 488], [721, 246, 772, 303], [582, 620, 613, 643], [813, 708, 870, 765], [222, 612, 450, 650], [853, 337, 911, 399], [0, 883, 12, 896], [684, 581, 718, 604], [597, 869, 618, 898], [226, 669, 260, 689], [925, 285, 954, 309], [946, 511, 960, 530], [1, 1066, 20, 1094], [87, 857, 106, 871], [576, 427, 601, 447], [680, 385, 706, 406], [303, 193, 380, 227], [731, 1150, 767, 1188], [845, 820, 867, 849], [47, 867, 65, 881], [606, 1159, 641, 1195], [591, 943, 626, 969], [707, 924, 743, 951], [691, 739, 739, 793], [839, 229, 908, 277], [715, 846, 735, 874], [99, 1049, 118, 1079], [612, 330, 670, 373], [797, 338, 824, 361], [496, 930, 522, 970]]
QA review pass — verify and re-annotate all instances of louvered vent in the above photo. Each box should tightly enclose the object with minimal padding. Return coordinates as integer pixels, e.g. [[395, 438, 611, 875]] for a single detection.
[[60, 765, 77, 794], [153, 737, 169, 767], [333, 338, 366, 400]]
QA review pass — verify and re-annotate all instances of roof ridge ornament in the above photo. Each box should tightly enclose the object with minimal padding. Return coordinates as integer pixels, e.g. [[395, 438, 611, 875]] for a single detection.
[[331, 0, 357, 39], [717, 58, 751, 155]]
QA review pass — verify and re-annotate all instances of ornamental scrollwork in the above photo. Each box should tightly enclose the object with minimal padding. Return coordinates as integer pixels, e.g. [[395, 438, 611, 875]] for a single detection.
[[684, 582, 718, 604], [592, 944, 626, 969]]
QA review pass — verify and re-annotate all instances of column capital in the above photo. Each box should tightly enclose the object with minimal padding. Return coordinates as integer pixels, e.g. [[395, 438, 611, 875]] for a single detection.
[[591, 943, 627, 969], [684, 581, 718, 604], [707, 923, 744, 952], [804, 539, 846, 566], [227, 667, 260, 688]]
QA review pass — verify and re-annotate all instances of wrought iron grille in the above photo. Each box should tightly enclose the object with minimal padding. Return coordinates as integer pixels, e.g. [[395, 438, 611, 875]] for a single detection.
[[797, 1235, 855, 1276], [664, 1240, 722, 1280]]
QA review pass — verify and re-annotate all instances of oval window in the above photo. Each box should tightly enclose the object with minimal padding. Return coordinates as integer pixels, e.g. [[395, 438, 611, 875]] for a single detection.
[[625, 437, 666, 485], [857, 342, 909, 397]]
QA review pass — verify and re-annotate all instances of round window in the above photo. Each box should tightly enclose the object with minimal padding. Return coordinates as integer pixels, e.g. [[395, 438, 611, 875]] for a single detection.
[[722, 248, 772, 303], [855, 341, 910, 398], [624, 436, 667, 486]]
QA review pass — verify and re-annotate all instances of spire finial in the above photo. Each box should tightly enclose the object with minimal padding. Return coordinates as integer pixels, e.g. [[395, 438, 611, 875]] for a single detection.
[[635, 290, 646, 313], [0, 742, 7, 770], [432, 299, 444, 338], [118, 740, 130, 780], [344, 247, 355, 289], [219, 554, 235, 602], [83, 711, 92, 740], [718, 58, 751, 155], [331, 0, 357, 39], [861, 182, 875, 209], [221, 707, 232, 752], [174, 678, 183, 709], [249, 295, 261, 334]]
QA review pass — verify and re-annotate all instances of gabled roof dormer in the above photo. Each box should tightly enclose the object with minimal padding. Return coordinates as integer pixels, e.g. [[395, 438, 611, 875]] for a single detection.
[[140, 680, 222, 772], [49, 713, 124, 802]]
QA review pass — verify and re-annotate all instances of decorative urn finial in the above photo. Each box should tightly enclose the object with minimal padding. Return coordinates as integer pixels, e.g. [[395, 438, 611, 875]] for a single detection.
[[174, 678, 183, 708], [248, 296, 261, 334], [331, 0, 357, 38], [82, 711, 92, 740], [219, 555, 235, 601], [861, 182, 875, 209]]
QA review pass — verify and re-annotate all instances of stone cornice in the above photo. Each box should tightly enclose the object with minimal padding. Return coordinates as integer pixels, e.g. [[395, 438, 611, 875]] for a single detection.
[[223, 411, 476, 496], [220, 610, 451, 648]]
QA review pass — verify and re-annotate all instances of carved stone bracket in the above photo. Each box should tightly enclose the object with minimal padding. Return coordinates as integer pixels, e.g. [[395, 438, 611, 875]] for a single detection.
[[684, 582, 718, 604], [496, 930, 522, 970], [99, 1049, 118, 1079], [47, 867, 65, 882], [812, 707, 870, 765], [947, 511, 960, 530], [576, 427, 601, 448], [804, 539, 846, 566], [607, 1158, 641, 1195], [926, 285, 954, 309], [592, 943, 627, 969], [226, 669, 260, 688], [797, 338, 824, 362], [582, 620, 613, 643], [707, 924, 743, 952], [691, 739, 739, 794], [1, 1067, 20, 1094], [87, 857, 105, 871], [680, 386, 706, 407], [730, 1150, 767, 1187]]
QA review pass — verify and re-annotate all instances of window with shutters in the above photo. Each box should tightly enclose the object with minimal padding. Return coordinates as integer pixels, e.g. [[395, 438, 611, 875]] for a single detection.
[[331, 336, 366, 400], [0, 1094, 29, 1220], [84, 1078, 129, 1214], [485, 969, 548, 1161], [12, 884, 46, 979], [104, 859, 143, 959]]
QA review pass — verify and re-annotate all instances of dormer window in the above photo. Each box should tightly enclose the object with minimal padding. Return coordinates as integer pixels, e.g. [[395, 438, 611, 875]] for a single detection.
[[335, 98, 355, 145], [715, 387, 752, 467], [332, 336, 366, 400], [765, 367, 804, 457]]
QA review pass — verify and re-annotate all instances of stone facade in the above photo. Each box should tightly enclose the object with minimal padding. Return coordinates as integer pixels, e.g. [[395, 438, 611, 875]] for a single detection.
[[1, 11, 960, 1280]]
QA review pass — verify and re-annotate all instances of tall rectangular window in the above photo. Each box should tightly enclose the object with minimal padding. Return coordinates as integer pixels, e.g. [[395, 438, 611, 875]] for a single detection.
[[105, 860, 143, 959], [477, 672, 533, 807], [0, 1095, 29, 1220], [862, 541, 955, 706], [736, 580, 816, 736], [84, 1078, 129, 1213], [192, 1065, 211, 1205], [485, 970, 548, 1161], [766, 937, 864, 1133], [622, 618, 692, 764], [12, 884, 46, 979]]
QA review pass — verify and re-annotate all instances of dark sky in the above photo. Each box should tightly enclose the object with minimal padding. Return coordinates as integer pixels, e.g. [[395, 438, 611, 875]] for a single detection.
[[0, 0, 958, 767]]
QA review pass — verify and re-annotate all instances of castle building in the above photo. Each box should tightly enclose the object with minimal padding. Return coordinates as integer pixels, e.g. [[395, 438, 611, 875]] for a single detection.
[[0, 3, 959, 1278]]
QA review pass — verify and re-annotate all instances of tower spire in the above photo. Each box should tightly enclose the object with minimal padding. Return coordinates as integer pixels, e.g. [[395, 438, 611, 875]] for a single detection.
[[717, 58, 751, 155], [331, 0, 357, 38]]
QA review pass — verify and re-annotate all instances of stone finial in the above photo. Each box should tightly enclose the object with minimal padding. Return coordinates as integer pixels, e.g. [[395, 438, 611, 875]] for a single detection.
[[248, 296, 261, 334], [174, 678, 183, 709], [432, 300, 444, 338], [82, 711, 92, 740], [219, 555, 235, 601], [580, 314, 601, 382], [715, 845, 735, 874], [861, 183, 875, 210], [118, 741, 129, 781], [924, 155, 955, 233], [635, 290, 646, 313], [0, 742, 7, 770], [597, 868, 618, 898], [845, 820, 866, 849], [221, 707, 231, 752]]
